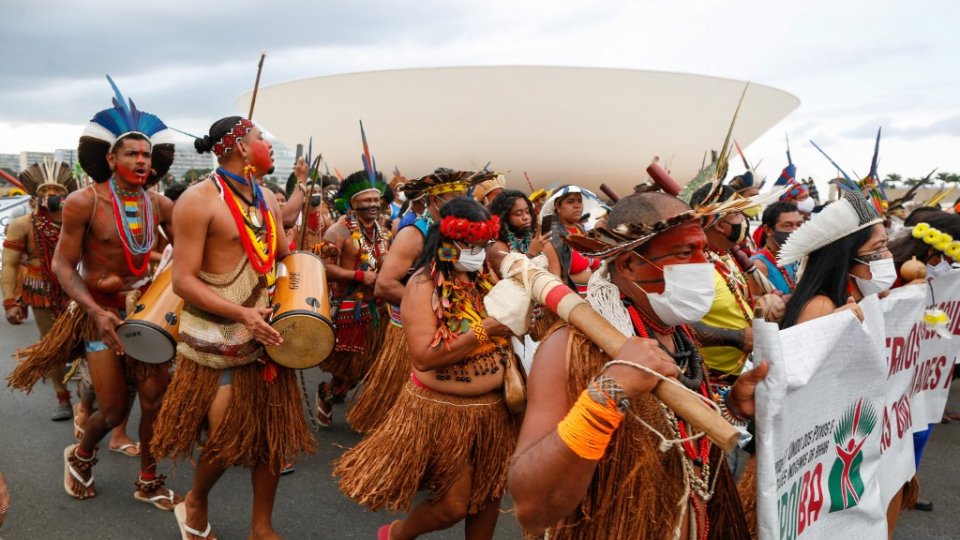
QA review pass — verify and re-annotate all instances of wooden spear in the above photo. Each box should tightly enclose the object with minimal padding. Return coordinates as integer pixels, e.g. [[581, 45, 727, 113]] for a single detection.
[[248, 51, 266, 120]]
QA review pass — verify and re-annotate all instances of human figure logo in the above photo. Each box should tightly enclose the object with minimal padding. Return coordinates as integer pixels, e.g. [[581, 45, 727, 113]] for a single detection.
[[827, 398, 877, 512]]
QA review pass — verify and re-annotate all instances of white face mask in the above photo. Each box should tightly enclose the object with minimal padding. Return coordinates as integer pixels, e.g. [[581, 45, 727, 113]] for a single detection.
[[635, 262, 716, 326], [852, 258, 896, 296], [927, 259, 952, 279], [796, 197, 815, 214], [454, 248, 487, 273]]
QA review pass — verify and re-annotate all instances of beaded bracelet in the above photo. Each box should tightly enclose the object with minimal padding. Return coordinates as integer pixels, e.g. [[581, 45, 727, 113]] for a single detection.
[[3, 298, 20, 310], [717, 387, 748, 427]]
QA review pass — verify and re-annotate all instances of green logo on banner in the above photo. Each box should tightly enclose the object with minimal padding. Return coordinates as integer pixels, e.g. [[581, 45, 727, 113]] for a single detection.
[[828, 398, 878, 512]]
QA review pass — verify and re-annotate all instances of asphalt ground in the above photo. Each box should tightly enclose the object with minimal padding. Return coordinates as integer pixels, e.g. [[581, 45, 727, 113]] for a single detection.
[[0, 310, 956, 539]]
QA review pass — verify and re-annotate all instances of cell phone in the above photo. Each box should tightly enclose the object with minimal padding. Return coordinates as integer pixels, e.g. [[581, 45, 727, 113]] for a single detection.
[[540, 215, 554, 235]]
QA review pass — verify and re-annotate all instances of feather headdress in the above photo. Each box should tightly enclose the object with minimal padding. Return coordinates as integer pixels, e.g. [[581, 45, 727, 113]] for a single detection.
[[18, 157, 81, 197], [777, 191, 881, 266], [400, 168, 495, 200], [334, 169, 392, 214], [566, 187, 785, 260], [471, 173, 507, 203], [78, 75, 175, 185]]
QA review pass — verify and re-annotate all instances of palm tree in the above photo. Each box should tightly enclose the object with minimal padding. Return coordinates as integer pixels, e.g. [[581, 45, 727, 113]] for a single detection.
[[884, 173, 902, 189]]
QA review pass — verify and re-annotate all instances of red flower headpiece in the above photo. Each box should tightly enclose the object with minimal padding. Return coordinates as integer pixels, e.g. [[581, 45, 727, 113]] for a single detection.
[[440, 215, 500, 244], [212, 118, 254, 158]]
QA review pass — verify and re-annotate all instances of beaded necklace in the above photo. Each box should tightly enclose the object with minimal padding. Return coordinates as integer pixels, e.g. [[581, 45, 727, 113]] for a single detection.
[[505, 228, 532, 253], [108, 178, 154, 276], [706, 248, 751, 323], [346, 213, 390, 272], [214, 172, 277, 275], [32, 211, 67, 313], [626, 301, 717, 538]]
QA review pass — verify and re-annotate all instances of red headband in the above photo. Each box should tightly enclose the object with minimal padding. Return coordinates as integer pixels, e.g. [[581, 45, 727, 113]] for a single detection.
[[212, 118, 254, 158], [440, 215, 500, 244]]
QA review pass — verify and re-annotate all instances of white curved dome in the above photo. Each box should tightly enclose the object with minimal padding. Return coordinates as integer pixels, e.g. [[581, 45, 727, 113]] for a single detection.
[[240, 66, 799, 196]]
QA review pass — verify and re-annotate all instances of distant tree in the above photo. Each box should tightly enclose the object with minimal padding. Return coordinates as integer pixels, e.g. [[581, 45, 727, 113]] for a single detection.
[[884, 173, 902, 189]]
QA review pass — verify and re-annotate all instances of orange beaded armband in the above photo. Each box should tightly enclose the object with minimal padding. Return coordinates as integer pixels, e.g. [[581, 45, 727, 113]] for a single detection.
[[556, 387, 624, 460]]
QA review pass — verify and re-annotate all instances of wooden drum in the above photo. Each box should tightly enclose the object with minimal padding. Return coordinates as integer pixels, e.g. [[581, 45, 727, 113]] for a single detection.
[[117, 265, 183, 364], [265, 251, 335, 369]]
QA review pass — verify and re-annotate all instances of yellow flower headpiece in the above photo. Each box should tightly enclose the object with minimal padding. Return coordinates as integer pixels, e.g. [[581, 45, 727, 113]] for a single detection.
[[912, 222, 960, 260]]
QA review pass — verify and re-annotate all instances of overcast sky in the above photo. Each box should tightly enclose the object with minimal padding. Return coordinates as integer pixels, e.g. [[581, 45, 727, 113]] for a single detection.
[[2, 0, 958, 185]]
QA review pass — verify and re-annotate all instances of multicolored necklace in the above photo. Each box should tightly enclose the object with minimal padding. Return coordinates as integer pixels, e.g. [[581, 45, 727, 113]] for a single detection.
[[505, 229, 532, 253], [707, 249, 752, 323], [109, 177, 154, 276], [32, 211, 67, 313], [626, 301, 716, 538], [346, 213, 390, 272], [757, 247, 795, 289], [214, 172, 277, 275]]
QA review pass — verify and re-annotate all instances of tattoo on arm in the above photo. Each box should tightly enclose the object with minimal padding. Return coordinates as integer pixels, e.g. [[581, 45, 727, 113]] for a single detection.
[[690, 322, 745, 348]]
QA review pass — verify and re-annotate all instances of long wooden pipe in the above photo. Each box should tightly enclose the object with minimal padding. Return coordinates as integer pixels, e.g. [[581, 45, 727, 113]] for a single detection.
[[500, 253, 740, 452]]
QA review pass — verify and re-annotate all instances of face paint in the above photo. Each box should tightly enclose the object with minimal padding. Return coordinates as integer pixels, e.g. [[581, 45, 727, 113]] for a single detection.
[[247, 139, 275, 176], [114, 140, 151, 185]]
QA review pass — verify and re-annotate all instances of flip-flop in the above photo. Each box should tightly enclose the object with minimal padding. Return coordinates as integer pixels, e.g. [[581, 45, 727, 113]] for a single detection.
[[175, 502, 214, 539], [134, 487, 178, 511], [108, 442, 141, 457], [378, 520, 401, 540], [63, 444, 95, 500]]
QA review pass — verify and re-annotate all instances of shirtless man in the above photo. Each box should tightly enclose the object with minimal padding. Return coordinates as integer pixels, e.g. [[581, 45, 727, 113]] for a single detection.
[[52, 85, 180, 508], [2, 158, 78, 420], [152, 116, 312, 540], [314, 169, 391, 425]]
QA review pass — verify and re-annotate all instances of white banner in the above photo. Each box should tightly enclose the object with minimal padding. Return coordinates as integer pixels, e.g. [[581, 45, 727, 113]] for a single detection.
[[755, 269, 960, 539]]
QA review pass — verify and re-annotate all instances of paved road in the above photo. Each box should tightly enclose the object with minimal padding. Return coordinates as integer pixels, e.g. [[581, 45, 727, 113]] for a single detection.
[[0, 311, 956, 539]]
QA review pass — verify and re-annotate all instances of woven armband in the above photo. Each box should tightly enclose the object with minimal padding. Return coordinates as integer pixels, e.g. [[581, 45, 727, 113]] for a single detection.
[[557, 388, 624, 460]]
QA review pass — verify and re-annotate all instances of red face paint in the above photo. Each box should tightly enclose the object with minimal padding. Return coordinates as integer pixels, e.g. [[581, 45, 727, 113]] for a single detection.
[[633, 222, 709, 289], [113, 140, 151, 186], [248, 139, 274, 176]]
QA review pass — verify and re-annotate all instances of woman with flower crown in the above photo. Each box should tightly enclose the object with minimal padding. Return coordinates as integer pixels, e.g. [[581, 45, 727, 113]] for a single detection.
[[335, 196, 519, 540]]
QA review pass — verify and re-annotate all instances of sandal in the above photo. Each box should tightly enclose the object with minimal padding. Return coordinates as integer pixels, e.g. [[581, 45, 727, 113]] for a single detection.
[[109, 442, 141, 457], [315, 386, 333, 428], [63, 443, 97, 500], [175, 502, 214, 539], [134, 474, 181, 511], [378, 520, 401, 540]]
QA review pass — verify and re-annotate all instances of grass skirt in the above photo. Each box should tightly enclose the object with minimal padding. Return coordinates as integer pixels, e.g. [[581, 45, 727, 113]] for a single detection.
[[7, 302, 164, 391], [335, 381, 517, 514], [151, 355, 315, 473], [345, 322, 410, 434]]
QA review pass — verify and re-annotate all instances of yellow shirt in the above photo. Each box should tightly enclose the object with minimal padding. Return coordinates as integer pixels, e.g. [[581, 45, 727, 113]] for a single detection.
[[700, 267, 753, 375]]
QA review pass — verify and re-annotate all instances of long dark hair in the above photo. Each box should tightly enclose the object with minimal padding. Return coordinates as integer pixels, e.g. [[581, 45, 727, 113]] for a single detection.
[[489, 189, 535, 241], [411, 196, 492, 279], [781, 226, 874, 329], [890, 211, 960, 265]]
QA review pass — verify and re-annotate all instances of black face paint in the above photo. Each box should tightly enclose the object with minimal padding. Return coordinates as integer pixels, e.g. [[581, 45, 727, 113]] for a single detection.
[[45, 195, 63, 212], [354, 205, 380, 214], [310, 194, 322, 207]]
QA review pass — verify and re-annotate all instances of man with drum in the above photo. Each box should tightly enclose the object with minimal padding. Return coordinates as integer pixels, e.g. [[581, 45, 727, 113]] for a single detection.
[[8, 79, 181, 508], [314, 169, 392, 426], [151, 116, 312, 540]]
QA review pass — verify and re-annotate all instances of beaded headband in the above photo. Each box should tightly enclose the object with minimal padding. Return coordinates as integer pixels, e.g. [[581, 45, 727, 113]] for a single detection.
[[212, 119, 254, 158], [440, 215, 500, 244], [912, 223, 960, 260]]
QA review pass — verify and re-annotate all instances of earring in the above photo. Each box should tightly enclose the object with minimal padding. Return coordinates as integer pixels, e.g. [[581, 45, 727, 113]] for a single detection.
[[437, 242, 460, 262]]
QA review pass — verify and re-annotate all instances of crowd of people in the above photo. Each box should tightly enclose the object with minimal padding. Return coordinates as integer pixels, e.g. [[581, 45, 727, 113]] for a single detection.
[[2, 78, 959, 540]]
